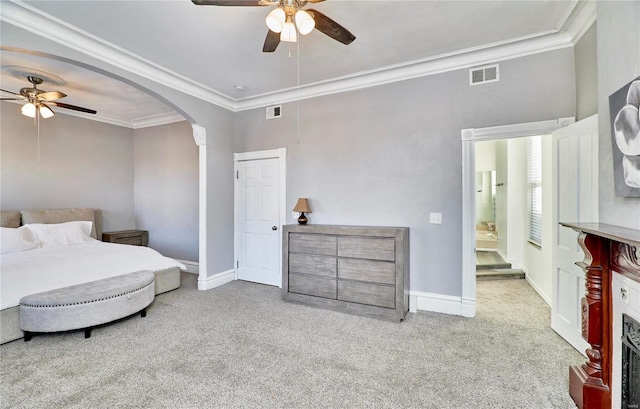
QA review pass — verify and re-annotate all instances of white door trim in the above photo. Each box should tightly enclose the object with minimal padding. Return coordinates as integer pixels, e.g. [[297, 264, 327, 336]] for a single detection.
[[233, 148, 287, 287], [460, 117, 574, 317]]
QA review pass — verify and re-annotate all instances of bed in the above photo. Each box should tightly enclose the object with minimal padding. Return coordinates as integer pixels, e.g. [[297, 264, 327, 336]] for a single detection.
[[1, 208, 183, 344]]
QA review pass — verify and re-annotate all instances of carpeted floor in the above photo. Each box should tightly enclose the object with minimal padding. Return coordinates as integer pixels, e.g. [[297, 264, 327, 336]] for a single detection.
[[1, 273, 583, 408]]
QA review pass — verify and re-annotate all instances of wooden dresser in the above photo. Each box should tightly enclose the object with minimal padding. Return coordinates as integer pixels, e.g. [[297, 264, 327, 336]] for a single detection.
[[282, 224, 409, 321]]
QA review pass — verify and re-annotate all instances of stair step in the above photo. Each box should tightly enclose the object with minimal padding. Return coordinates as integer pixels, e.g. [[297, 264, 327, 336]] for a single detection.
[[476, 251, 512, 270], [476, 269, 525, 281], [476, 262, 512, 270]]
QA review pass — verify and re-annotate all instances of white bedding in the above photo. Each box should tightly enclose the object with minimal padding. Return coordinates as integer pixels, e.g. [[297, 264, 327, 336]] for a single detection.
[[1, 241, 185, 310]]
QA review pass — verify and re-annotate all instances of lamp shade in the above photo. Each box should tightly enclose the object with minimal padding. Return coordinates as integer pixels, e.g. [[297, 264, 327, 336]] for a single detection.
[[280, 20, 297, 42], [21, 102, 36, 118], [295, 10, 315, 35], [293, 198, 311, 213], [265, 7, 285, 33], [39, 104, 55, 119]]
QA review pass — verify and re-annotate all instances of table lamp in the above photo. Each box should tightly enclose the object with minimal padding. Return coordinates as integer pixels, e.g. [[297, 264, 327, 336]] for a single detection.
[[293, 198, 312, 224]]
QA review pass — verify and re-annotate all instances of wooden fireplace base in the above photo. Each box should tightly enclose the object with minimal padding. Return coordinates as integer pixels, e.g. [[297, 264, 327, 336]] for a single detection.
[[561, 222, 640, 409]]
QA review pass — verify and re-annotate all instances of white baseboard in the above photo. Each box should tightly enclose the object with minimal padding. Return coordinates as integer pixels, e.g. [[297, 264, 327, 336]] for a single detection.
[[409, 290, 476, 318], [176, 259, 199, 275], [525, 275, 551, 306], [197, 269, 236, 291]]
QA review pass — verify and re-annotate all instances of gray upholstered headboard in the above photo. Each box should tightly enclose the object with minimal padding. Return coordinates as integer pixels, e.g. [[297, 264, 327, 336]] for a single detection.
[[0, 208, 103, 239]]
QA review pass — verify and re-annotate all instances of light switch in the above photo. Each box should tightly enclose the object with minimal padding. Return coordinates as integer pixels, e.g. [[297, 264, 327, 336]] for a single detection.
[[429, 212, 442, 224], [292, 211, 300, 220]]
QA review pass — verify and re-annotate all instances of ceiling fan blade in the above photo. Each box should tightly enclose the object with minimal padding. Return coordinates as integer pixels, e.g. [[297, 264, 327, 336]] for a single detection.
[[263, 29, 281, 52], [191, 0, 264, 5], [307, 9, 355, 45], [306, 0, 325, 3], [50, 101, 97, 115], [0, 88, 23, 96], [39, 91, 67, 101], [0, 98, 24, 101]]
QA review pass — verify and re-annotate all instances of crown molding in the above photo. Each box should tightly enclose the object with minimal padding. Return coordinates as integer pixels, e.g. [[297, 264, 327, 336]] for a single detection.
[[563, 0, 597, 44], [234, 30, 574, 111], [1, 0, 596, 114], [2, 99, 184, 129], [0, 0, 236, 111], [59, 109, 185, 129], [131, 112, 186, 129]]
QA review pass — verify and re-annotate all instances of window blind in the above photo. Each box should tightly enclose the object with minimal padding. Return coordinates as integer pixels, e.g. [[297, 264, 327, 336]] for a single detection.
[[527, 136, 542, 246]]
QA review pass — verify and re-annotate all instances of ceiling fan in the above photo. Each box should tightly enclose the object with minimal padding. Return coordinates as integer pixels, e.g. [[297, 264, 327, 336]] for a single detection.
[[0, 76, 97, 119], [192, 0, 356, 52]]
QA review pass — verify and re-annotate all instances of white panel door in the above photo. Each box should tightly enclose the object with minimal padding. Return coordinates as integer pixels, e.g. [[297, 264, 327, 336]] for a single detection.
[[237, 158, 281, 286], [551, 115, 598, 354]]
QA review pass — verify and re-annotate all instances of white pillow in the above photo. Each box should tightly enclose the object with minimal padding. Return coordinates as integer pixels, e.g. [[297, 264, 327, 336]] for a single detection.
[[26, 221, 96, 248], [0, 226, 40, 254]]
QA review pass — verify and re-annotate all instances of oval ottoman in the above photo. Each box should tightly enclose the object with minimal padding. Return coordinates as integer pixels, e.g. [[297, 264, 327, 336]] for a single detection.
[[19, 270, 155, 341]]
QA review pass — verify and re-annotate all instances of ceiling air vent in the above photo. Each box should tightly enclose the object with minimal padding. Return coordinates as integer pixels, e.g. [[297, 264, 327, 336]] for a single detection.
[[469, 64, 499, 86], [266, 105, 282, 120]]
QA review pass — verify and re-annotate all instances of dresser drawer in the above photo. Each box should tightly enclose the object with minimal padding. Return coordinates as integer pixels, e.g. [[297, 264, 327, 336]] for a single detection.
[[338, 237, 395, 261], [289, 233, 337, 256], [338, 280, 395, 308], [289, 274, 337, 299], [338, 258, 395, 284], [290, 254, 337, 278]]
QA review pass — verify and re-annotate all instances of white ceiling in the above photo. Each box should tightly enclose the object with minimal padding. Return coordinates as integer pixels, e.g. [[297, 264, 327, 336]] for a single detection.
[[0, 0, 593, 128]]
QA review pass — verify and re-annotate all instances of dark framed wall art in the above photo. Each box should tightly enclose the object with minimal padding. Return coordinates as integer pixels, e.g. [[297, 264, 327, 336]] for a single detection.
[[609, 76, 640, 197]]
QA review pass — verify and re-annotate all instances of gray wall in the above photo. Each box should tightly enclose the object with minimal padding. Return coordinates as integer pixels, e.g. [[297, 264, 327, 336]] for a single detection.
[[596, 2, 640, 229], [574, 22, 598, 121], [134, 121, 199, 261], [0, 103, 136, 232], [235, 49, 576, 296]]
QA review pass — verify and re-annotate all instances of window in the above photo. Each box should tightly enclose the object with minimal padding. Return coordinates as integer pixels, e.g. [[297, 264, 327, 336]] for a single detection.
[[527, 136, 542, 246]]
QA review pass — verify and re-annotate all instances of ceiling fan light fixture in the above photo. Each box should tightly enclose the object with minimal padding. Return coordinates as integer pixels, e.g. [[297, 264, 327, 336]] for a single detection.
[[265, 7, 285, 33], [280, 20, 297, 42], [39, 104, 55, 119], [295, 10, 315, 35], [21, 102, 37, 118]]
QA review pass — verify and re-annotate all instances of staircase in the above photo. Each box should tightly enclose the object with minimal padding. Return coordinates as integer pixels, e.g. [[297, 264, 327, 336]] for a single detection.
[[476, 251, 525, 280]]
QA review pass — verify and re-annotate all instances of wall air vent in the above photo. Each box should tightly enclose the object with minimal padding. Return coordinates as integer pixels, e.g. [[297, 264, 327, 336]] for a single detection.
[[469, 64, 499, 86], [266, 105, 282, 120]]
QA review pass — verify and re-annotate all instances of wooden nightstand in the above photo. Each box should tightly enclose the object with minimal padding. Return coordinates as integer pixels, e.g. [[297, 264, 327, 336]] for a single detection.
[[102, 230, 149, 247]]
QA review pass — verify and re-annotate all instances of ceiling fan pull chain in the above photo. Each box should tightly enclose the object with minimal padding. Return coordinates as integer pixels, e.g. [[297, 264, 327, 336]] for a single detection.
[[297, 37, 300, 145], [36, 113, 41, 165]]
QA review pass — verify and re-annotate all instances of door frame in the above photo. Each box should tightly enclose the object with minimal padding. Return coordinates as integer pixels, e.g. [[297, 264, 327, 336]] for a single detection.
[[233, 148, 287, 286], [460, 118, 574, 317]]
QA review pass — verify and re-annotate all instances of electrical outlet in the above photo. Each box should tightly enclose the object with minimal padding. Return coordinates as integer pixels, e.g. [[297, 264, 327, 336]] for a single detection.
[[429, 212, 442, 224], [292, 211, 300, 220], [621, 285, 629, 305]]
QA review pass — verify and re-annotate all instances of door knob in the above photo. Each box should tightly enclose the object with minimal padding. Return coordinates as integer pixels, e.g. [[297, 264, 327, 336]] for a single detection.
[[272, 226, 278, 231]]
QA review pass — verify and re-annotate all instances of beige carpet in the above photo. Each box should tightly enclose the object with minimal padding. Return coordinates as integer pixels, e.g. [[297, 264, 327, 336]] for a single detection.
[[1, 273, 584, 408]]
